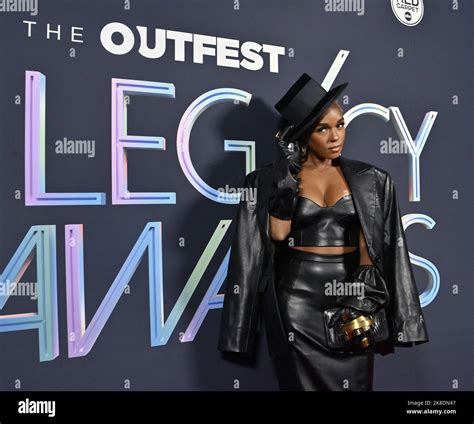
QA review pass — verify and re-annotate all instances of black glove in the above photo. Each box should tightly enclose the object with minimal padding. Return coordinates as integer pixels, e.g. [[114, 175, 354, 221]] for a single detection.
[[268, 125, 302, 220], [328, 307, 376, 353], [336, 264, 390, 314], [275, 125, 301, 177]]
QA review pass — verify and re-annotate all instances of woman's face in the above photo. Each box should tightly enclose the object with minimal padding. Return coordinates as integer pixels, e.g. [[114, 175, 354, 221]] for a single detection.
[[304, 102, 346, 160]]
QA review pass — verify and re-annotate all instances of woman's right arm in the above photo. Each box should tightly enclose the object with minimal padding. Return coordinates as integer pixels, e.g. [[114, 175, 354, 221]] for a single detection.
[[268, 124, 301, 241]]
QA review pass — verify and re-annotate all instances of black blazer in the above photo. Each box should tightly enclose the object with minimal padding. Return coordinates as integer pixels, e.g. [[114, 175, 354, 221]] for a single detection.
[[217, 155, 429, 357]]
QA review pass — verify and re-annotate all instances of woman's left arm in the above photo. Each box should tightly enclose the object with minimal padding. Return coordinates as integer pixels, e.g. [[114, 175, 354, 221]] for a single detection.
[[335, 228, 390, 313], [358, 228, 374, 266]]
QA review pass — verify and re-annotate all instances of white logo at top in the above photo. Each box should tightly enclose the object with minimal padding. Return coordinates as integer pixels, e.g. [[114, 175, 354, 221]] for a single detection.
[[391, 0, 424, 27]]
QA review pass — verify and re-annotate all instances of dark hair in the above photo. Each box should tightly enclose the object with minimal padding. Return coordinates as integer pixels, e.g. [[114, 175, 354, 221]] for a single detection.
[[296, 129, 311, 163]]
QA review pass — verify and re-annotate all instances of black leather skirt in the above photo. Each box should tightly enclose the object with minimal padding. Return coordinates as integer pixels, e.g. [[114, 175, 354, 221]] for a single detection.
[[272, 246, 374, 391]]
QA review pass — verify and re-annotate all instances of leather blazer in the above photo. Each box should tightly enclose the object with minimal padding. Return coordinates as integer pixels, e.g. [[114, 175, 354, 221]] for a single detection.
[[217, 154, 429, 357]]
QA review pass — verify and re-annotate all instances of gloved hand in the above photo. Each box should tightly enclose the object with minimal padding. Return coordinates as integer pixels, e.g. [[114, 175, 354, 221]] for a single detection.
[[275, 124, 301, 178], [336, 264, 390, 314], [268, 125, 302, 220], [328, 307, 376, 353]]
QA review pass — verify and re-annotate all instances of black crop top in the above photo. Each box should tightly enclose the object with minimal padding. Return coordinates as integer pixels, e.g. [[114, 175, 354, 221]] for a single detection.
[[288, 194, 361, 247]]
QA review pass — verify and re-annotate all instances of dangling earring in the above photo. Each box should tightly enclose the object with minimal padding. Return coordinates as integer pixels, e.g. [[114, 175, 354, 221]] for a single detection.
[[300, 143, 307, 156]]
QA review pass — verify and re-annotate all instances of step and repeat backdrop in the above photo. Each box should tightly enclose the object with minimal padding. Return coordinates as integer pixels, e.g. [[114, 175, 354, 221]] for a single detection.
[[0, 0, 471, 390]]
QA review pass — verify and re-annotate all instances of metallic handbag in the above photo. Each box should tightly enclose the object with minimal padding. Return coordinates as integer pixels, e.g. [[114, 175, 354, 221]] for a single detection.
[[323, 307, 389, 351]]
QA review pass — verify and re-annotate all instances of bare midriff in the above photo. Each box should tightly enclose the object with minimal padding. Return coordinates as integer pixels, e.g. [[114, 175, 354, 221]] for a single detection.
[[290, 245, 358, 255]]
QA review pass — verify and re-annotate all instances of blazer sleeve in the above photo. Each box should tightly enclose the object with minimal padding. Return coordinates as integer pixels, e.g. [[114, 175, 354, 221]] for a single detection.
[[382, 173, 429, 347], [217, 170, 264, 354]]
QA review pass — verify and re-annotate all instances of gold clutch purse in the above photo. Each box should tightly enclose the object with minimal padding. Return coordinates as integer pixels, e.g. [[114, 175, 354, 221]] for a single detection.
[[323, 307, 389, 351]]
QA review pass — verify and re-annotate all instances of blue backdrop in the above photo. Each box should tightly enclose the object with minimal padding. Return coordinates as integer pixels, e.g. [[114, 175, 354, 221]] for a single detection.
[[0, 0, 471, 391]]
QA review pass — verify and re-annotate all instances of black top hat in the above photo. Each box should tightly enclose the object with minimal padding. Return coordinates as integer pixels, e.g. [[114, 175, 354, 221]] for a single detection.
[[274, 73, 348, 142]]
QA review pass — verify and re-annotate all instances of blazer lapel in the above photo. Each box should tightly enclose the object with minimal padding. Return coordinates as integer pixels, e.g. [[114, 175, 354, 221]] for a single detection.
[[339, 155, 376, 250], [256, 166, 273, 246]]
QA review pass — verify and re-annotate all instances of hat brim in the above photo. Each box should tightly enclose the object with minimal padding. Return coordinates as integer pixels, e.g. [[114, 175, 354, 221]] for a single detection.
[[286, 81, 348, 141]]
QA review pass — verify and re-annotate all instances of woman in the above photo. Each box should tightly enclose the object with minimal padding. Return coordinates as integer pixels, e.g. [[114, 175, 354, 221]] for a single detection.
[[217, 73, 429, 391]]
